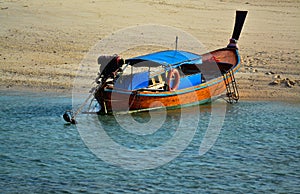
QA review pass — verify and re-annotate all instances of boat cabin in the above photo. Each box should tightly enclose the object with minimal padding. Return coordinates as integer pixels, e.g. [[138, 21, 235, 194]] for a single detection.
[[98, 49, 236, 92]]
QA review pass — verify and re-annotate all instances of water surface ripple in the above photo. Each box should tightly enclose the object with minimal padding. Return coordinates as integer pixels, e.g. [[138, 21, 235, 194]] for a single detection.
[[0, 91, 299, 193]]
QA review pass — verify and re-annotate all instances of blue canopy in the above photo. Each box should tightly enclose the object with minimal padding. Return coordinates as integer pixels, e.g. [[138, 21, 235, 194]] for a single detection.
[[126, 50, 202, 67]]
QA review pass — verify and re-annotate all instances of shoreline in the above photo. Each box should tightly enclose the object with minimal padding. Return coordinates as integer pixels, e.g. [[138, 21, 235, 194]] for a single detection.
[[1, 85, 299, 103]]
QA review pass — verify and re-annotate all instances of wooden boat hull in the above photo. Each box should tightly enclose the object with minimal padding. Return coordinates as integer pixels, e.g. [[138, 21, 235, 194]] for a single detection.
[[95, 48, 240, 113]]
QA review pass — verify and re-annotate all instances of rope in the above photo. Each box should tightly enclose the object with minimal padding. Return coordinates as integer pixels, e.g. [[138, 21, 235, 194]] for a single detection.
[[65, 85, 99, 124]]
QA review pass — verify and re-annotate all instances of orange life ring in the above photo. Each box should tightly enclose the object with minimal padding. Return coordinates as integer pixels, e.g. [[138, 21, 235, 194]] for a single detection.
[[167, 68, 180, 91]]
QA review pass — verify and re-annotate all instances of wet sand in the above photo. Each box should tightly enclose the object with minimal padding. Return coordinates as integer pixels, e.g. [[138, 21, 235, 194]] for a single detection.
[[0, 0, 299, 101]]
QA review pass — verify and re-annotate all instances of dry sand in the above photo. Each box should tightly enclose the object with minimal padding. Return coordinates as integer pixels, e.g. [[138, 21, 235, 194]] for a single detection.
[[0, 0, 299, 101]]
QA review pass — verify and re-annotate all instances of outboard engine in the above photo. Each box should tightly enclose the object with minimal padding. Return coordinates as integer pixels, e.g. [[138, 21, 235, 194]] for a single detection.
[[97, 55, 124, 80]]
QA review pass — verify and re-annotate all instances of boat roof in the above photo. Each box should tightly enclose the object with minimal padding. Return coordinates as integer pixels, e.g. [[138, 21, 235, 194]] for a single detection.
[[126, 50, 202, 67]]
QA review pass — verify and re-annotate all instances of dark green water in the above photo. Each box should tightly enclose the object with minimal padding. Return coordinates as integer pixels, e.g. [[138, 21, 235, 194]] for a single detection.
[[0, 91, 299, 193]]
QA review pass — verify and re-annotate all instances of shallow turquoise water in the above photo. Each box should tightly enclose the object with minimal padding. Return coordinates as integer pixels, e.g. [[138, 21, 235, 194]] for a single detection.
[[0, 91, 299, 193]]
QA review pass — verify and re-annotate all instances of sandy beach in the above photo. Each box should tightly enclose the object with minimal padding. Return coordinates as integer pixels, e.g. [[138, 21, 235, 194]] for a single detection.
[[0, 0, 299, 101]]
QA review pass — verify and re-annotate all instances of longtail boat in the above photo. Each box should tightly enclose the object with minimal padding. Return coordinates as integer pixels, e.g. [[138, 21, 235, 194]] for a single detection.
[[63, 10, 247, 123]]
